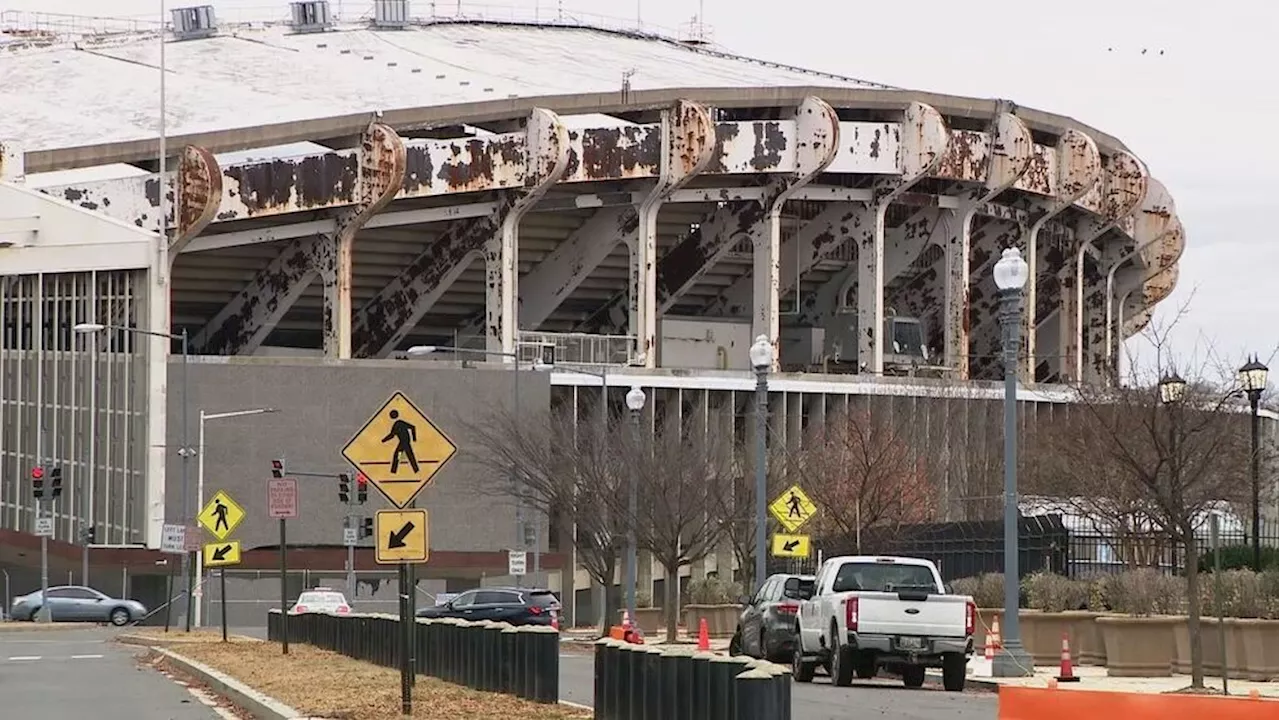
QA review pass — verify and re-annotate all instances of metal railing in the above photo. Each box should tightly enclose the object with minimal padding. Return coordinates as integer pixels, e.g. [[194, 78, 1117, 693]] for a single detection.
[[519, 331, 636, 366]]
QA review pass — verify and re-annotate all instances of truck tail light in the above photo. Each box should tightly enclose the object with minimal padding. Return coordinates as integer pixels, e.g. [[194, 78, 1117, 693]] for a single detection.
[[777, 602, 799, 615], [336, 605, 350, 614], [293, 605, 308, 614], [965, 600, 976, 637], [845, 596, 859, 632]]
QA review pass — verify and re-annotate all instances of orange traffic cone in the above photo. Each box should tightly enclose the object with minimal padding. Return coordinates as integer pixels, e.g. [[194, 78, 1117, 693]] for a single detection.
[[697, 618, 711, 652], [983, 625, 995, 660], [1056, 631, 1079, 682], [988, 615, 1002, 658]]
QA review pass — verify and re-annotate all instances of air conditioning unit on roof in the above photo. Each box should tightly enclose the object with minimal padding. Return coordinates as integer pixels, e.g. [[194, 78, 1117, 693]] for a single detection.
[[290, 1, 332, 33], [373, 0, 410, 29], [171, 5, 217, 40]]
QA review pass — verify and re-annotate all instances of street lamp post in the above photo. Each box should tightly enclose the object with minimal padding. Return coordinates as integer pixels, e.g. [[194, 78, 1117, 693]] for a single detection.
[[75, 322, 191, 630], [748, 335, 773, 592], [1237, 357, 1269, 571], [82, 328, 99, 586], [990, 247, 1033, 678], [624, 386, 646, 627], [194, 407, 278, 626]]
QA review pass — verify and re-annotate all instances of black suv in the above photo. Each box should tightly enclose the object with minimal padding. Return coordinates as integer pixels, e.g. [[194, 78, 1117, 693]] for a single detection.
[[416, 587, 561, 627], [730, 574, 815, 662]]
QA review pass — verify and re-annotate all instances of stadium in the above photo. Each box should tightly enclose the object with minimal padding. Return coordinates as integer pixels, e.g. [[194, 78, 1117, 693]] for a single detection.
[[0, 2, 1191, 623]]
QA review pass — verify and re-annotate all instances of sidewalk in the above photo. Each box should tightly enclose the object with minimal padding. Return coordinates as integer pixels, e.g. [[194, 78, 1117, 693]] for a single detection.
[[961, 656, 1280, 698]]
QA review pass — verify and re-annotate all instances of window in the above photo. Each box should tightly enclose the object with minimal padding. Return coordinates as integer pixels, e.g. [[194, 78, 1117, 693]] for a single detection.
[[527, 591, 560, 608], [45, 588, 74, 599], [450, 591, 477, 608], [297, 592, 346, 606], [831, 562, 938, 593], [63, 588, 101, 600], [475, 591, 520, 605]]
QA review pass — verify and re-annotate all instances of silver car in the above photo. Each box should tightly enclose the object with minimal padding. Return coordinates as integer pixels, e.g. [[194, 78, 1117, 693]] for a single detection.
[[9, 585, 147, 626]]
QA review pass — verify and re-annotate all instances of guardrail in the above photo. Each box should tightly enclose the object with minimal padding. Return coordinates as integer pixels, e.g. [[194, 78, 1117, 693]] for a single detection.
[[594, 638, 793, 720], [268, 610, 560, 704]]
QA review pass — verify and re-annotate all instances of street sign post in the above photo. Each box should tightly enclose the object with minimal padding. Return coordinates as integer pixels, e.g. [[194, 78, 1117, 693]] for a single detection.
[[160, 523, 187, 554], [768, 484, 818, 534], [197, 490, 246, 541], [342, 391, 458, 509], [343, 526, 359, 547], [202, 540, 242, 643], [374, 509, 429, 564], [508, 550, 528, 577], [34, 517, 54, 538], [771, 533, 812, 558], [267, 478, 298, 519]]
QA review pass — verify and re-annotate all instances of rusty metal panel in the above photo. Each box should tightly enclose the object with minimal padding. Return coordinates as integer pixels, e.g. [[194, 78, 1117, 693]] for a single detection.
[[404, 132, 526, 197], [1141, 264, 1179, 307], [827, 122, 902, 174], [1098, 151, 1148, 222], [39, 175, 169, 231], [934, 130, 991, 183], [704, 121, 797, 175], [1129, 177, 1176, 259], [355, 122, 407, 212], [1054, 130, 1101, 207], [217, 150, 359, 222], [561, 125, 661, 183], [1014, 143, 1055, 196], [526, 107, 571, 188], [671, 99, 717, 180], [897, 102, 949, 178], [173, 145, 222, 248]]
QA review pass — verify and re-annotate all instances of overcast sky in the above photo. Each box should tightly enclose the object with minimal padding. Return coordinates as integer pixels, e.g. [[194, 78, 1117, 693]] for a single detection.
[[4, 0, 1277, 382]]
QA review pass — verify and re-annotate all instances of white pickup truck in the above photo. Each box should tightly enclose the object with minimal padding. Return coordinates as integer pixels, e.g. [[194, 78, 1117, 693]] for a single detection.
[[793, 555, 975, 691]]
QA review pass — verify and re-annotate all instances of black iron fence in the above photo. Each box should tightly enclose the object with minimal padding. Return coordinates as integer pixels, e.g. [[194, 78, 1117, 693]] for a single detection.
[[593, 639, 791, 720], [267, 610, 560, 704]]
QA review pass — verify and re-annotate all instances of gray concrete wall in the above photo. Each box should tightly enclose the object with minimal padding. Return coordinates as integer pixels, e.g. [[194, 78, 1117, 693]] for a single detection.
[[165, 357, 549, 553]]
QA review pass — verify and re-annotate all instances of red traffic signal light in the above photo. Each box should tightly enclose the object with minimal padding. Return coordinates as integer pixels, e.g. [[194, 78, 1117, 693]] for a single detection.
[[270, 459, 285, 479], [356, 472, 368, 487], [30, 466, 43, 480]]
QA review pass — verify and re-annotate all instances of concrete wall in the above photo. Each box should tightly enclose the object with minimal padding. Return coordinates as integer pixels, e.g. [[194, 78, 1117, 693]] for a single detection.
[[164, 357, 550, 553]]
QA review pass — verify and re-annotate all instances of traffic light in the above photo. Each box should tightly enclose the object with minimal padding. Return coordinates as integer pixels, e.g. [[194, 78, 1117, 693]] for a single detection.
[[49, 466, 63, 499], [31, 466, 44, 499], [356, 472, 368, 504], [338, 473, 351, 503], [359, 518, 373, 539], [270, 458, 286, 479]]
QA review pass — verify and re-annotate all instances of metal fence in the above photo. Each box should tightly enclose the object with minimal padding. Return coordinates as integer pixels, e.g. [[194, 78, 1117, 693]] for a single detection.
[[199, 569, 450, 628]]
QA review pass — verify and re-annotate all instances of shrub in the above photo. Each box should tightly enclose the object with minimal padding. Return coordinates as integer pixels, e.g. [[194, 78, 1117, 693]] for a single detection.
[[1082, 573, 1112, 612], [1107, 568, 1184, 615], [635, 591, 653, 609], [951, 573, 1005, 608], [686, 576, 745, 605], [1197, 569, 1280, 619], [1197, 545, 1279, 573], [1024, 571, 1090, 612]]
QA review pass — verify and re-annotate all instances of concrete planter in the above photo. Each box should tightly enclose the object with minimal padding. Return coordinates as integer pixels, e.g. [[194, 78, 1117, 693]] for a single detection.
[[620, 607, 665, 635], [1098, 615, 1180, 677], [1236, 618, 1278, 682], [977, 609, 1060, 664], [1059, 611, 1110, 666], [1171, 616, 1229, 675], [683, 604, 741, 638]]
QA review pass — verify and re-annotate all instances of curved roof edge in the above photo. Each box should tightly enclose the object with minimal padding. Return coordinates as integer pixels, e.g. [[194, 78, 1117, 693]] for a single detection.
[[24, 85, 1130, 174]]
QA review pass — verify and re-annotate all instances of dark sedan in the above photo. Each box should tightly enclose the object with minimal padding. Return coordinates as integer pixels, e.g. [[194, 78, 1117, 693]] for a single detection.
[[729, 574, 814, 663], [417, 587, 561, 628]]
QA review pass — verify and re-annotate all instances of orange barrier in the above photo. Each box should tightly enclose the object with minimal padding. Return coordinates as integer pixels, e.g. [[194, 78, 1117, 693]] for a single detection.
[[998, 685, 1276, 720]]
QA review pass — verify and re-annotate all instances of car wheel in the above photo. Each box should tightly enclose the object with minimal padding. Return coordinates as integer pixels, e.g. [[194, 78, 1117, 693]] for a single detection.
[[941, 652, 967, 692], [759, 630, 769, 660], [829, 622, 854, 687], [728, 629, 742, 656], [792, 644, 816, 683], [902, 665, 926, 688], [109, 607, 132, 627], [27, 606, 41, 622]]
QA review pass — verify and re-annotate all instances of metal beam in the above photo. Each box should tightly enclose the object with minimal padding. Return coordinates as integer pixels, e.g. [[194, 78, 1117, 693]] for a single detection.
[[517, 207, 639, 330], [171, 145, 222, 257]]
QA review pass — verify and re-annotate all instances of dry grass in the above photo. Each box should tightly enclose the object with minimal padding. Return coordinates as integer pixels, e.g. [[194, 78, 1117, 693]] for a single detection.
[[121, 628, 263, 644], [166, 640, 592, 720]]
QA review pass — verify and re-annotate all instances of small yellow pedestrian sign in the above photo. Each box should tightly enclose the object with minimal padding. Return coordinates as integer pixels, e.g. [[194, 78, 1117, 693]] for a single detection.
[[375, 509, 430, 565], [343, 391, 458, 508], [771, 533, 811, 559], [769, 484, 817, 533], [198, 490, 246, 541], [203, 540, 242, 567]]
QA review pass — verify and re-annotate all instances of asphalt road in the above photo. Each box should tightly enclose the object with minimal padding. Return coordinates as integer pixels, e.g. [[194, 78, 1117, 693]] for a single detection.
[[0, 627, 229, 720], [557, 654, 999, 720]]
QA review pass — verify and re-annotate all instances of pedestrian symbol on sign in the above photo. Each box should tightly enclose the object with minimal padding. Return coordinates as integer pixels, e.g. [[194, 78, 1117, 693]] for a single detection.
[[382, 410, 420, 474], [342, 391, 458, 508]]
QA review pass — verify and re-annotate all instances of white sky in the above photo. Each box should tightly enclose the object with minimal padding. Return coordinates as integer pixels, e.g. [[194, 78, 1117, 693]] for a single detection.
[[3, 0, 1277, 381]]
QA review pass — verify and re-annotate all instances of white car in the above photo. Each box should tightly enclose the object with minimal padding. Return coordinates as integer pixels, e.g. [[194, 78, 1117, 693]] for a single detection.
[[794, 555, 975, 691], [288, 588, 352, 615]]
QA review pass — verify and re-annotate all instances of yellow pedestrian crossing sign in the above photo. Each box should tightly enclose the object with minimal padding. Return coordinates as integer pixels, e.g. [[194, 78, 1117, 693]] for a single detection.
[[203, 540, 242, 567], [772, 534, 811, 558], [769, 484, 817, 533], [375, 509, 430, 565], [198, 490, 245, 541], [342, 391, 458, 509]]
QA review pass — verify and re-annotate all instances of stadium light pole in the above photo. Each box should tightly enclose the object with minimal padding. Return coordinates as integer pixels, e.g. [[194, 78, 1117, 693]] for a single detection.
[[990, 248, 1033, 678], [748, 335, 773, 593], [1237, 357, 1268, 571], [623, 386, 646, 627]]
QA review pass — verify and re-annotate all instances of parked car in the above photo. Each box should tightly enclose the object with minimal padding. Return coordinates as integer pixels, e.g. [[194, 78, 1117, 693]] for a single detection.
[[9, 585, 147, 626], [416, 587, 560, 627], [794, 555, 975, 691], [288, 587, 352, 615], [729, 573, 814, 663]]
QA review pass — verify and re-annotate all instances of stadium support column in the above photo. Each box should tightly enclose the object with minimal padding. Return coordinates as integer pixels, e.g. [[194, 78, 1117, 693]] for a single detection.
[[320, 123, 407, 359], [942, 112, 1032, 380], [1094, 218, 1183, 384], [1020, 130, 1100, 381], [750, 96, 840, 368], [856, 102, 948, 375], [170, 146, 223, 258], [628, 100, 715, 367], [484, 109, 571, 361]]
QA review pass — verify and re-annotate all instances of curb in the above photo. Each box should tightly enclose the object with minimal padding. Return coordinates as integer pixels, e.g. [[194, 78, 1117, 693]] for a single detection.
[[149, 646, 314, 720], [559, 699, 594, 712], [924, 670, 1000, 692], [116, 632, 262, 647]]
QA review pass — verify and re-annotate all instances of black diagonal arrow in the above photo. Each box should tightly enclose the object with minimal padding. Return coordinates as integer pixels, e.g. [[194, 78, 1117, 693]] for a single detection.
[[388, 521, 415, 549], [212, 544, 232, 561], [782, 539, 801, 553]]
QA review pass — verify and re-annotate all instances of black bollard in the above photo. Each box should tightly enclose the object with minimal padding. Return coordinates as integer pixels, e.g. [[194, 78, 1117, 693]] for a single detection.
[[690, 651, 714, 720], [733, 668, 772, 720], [707, 655, 750, 720], [472, 621, 491, 691], [499, 625, 519, 694], [527, 625, 559, 703], [665, 646, 695, 720], [510, 626, 530, 699], [594, 638, 620, 720], [617, 643, 637, 720], [466, 621, 484, 689], [659, 647, 688, 719], [641, 646, 665, 720]]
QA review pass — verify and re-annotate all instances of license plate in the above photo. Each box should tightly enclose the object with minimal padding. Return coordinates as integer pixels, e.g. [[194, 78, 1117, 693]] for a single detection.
[[899, 636, 924, 650]]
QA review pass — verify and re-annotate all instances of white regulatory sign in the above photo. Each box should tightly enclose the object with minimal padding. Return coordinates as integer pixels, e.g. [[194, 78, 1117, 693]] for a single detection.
[[507, 550, 528, 577], [343, 527, 359, 547], [160, 523, 187, 554], [34, 517, 53, 538]]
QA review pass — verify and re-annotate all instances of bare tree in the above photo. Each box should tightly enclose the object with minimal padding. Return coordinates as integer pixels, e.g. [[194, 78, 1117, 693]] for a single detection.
[[714, 440, 806, 593]]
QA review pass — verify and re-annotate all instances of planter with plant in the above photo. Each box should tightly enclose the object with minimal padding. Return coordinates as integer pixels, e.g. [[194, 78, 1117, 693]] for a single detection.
[[950, 573, 1005, 653], [619, 592, 664, 635], [683, 576, 745, 638], [1096, 569, 1185, 677], [1019, 571, 1096, 665], [1177, 569, 1279, 681]]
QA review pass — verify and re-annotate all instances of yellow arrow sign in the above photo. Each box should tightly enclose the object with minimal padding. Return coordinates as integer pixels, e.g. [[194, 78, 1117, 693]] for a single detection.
[[203, 540, 242, 567], [771, 533, 811, 559], [375, 509, 430, 565], [342, 392, 458, 509], [768, 484, 817, 533], [198, 490, 246, 541]]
